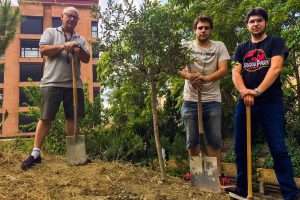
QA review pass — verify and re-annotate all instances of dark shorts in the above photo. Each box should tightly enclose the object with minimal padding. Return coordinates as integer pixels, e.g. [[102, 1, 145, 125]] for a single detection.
[[40, 87, 84, 120]]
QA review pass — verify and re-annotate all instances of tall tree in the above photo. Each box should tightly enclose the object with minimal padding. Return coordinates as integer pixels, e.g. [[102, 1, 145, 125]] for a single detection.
[[97, 0, 191, 180], [0, 0, 20, 56]]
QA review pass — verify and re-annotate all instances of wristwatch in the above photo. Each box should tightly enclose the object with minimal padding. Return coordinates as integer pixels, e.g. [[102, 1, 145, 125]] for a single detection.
[[254, 88, 262, 96]]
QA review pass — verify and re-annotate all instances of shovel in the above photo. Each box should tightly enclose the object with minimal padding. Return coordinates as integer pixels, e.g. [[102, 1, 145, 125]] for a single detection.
[[65, 54, 88, 165], [229, 105, 253, 200], [190, 88, 220, 193]]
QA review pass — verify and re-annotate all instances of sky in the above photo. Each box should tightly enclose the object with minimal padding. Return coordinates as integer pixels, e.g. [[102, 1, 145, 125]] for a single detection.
[[11, 0, 19, 6], [100, 0, 148, 9]]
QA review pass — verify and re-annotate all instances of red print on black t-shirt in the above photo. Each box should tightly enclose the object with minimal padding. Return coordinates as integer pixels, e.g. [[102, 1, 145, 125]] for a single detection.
[[243, 49, 270, 72], [233, 36, 288, 102]]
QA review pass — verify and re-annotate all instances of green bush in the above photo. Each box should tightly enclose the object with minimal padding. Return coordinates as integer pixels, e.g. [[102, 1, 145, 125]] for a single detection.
[[86, 128, 144, 161], [168, 132, 187, 161], [0, 138, 33, 153]]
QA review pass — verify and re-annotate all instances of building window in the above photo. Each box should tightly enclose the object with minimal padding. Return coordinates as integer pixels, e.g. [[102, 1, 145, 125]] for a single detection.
[[91, 21, 98, 38], [0, 88, 3, 108], [93, 64, 98, 82], [21, 16, 43, 34], [0, 111, 8, 134], [20, 40, 40, 58], [93, 87, 100, 99], [92, 43, 99, 59], [52, 17, 62, 28], [19, 112, 36, 133], [20, 63, 43, 82], [0, 64, 4, 83]]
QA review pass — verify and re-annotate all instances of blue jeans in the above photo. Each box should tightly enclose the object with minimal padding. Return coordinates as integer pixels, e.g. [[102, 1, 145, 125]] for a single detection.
[[181, 101, 222, 150], [234, 100, 299, 199]]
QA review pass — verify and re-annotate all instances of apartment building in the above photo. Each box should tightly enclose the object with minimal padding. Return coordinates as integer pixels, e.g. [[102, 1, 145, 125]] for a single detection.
[[0, 0, 100, 137]]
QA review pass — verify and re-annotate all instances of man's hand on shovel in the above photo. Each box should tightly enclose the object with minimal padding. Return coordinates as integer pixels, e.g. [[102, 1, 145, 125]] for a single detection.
[[190, 73, 209, 89], [64, 41, 80, 53], [243, 94, 255, 107]]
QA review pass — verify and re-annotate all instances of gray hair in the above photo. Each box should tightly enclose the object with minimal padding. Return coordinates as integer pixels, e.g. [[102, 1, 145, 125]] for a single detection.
[[63, 7, 79, 16]]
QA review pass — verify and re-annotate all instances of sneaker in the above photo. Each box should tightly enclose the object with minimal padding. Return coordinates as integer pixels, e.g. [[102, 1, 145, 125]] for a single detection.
[[21, 155, 42, 170], [183, 172, 192, 181]]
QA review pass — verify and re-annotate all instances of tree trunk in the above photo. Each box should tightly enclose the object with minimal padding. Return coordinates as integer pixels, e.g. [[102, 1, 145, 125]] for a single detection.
[[150, 80, 166, 180]]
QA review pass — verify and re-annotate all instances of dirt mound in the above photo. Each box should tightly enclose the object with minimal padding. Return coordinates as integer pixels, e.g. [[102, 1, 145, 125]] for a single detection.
[[0, 151, 229, 200]]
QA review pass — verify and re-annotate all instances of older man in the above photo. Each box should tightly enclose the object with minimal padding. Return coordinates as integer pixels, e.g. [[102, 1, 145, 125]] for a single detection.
[[21, 6, 90, 170]]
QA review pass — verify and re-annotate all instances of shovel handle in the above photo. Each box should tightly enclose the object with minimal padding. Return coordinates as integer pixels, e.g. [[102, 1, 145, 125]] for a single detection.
[[197, 89, 204, 135], [186, 65, 205, 135], [246, 105, 253, 199], [71, 54, 78, 138]]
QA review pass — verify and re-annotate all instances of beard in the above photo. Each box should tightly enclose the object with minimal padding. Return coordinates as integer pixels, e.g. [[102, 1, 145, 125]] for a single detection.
[[251, 27, 266, 38]]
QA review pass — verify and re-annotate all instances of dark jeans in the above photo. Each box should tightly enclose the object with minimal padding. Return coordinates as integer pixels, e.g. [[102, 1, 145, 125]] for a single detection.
[[234, 100, 299, 200]]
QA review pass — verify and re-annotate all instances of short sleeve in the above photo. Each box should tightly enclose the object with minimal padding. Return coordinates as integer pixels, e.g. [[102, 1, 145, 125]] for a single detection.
[[233, 45, 243, 64], [218, 42, 230, 61], [39, 28, 54, 46], [271, 37, 289, 60]]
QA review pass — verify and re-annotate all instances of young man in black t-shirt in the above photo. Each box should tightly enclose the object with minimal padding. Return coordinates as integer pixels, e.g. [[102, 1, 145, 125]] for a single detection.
[[232, 7, 299, 199]]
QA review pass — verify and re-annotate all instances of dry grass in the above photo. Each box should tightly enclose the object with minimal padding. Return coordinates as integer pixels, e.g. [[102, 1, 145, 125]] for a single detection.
[[0, 150, 230, 200]]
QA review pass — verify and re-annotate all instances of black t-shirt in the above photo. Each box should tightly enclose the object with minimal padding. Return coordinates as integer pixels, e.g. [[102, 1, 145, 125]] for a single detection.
[[234, 36, 288, 103]]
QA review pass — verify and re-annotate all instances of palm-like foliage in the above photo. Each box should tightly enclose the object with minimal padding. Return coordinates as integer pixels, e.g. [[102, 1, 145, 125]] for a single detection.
[[0, 0, 20, 56]]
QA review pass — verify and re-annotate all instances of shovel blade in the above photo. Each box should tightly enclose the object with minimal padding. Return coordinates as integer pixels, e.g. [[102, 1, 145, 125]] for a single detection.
[[66, 135, 88, 165], [190, 155, 221, 193]]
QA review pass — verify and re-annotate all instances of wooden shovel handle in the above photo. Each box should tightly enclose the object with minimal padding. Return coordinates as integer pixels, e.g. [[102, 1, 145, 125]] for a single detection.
[[197, 89, 205, 135], [71, 54, 78, 138], [246, 105, 253, 199]]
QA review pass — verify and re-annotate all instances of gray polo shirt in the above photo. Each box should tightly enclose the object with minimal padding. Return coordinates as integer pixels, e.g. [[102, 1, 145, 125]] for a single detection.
[[39, 26, 89, 88]]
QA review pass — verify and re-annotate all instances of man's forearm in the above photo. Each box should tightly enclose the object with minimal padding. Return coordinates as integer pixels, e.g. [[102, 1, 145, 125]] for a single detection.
[[203, 67, 227, 82], [78, 48, 90, 63], [232, 69, 247, 93], [202, 60, 228, 82], [40, 45, 64, 57]]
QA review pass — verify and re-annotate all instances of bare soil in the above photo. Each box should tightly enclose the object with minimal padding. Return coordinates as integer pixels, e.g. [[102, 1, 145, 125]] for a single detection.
[[0, 151, 230, 200]]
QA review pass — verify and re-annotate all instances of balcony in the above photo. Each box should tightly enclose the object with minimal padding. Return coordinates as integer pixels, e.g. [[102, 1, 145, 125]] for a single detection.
[[20, 40, 41, 58]]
